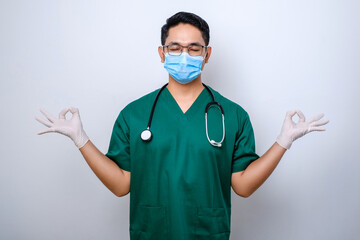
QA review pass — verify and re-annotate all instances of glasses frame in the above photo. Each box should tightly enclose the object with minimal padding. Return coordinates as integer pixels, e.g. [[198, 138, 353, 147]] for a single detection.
[[162, 43, 208, 56]]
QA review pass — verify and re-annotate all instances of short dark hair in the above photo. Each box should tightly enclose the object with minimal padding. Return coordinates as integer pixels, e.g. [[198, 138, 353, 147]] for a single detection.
[[161, 12, 210, 46]]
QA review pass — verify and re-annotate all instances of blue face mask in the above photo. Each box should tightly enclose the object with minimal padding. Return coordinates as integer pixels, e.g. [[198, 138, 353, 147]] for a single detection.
[[164, 52, 204, 84]]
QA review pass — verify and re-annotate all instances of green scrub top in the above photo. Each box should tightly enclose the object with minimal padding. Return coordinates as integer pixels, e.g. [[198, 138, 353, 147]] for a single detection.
[[105, 85, 259, 240]]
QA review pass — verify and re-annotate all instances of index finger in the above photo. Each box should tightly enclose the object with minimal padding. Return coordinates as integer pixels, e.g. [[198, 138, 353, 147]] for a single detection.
[[296, 110, 306, 123], [59, 107, 70, 120]]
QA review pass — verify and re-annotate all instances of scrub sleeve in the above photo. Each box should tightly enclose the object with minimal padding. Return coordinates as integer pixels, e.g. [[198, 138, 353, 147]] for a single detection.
[[231, 112, 259, 173], [105, 86, 259, 240], [105, 110, 131, 172]]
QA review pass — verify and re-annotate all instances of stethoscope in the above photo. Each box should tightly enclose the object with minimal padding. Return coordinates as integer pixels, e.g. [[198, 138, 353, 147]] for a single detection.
[[140, 83, 225, 147]]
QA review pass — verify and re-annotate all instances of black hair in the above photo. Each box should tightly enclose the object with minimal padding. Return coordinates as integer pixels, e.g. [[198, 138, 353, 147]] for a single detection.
[[161, 11, 210, 46]]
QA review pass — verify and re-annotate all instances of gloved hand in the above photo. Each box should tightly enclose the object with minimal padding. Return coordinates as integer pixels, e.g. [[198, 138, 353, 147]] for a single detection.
[[35, 107, 89, 149], [276, 110, 329, 150]]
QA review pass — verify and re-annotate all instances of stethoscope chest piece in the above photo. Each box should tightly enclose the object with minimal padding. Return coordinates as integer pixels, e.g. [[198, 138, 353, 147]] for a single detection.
[[141, 128, 152, 142]]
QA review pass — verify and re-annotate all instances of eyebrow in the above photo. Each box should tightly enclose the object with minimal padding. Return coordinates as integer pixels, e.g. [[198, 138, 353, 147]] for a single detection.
[[168, 41, 204, 46]]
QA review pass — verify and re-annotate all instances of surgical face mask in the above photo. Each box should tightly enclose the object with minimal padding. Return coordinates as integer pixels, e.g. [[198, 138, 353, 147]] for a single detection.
[[163, 52, 204, 84]]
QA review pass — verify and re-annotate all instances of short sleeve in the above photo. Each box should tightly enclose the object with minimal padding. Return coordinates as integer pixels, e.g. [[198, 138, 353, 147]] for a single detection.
[[232, 112, 260, 173], [105, 109, 131, 172]]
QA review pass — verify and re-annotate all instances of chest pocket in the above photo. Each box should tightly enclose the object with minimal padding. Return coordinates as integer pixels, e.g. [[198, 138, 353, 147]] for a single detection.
[[130, 205, 169, 240]]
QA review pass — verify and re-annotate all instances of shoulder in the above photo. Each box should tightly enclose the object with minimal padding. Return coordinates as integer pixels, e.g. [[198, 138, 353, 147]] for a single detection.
[[121, 87, 161, 114], [126, 88, 160, 109], [207, 85, 249, 119], [206, 85, 255, 135], [114, 86, 162, 124]]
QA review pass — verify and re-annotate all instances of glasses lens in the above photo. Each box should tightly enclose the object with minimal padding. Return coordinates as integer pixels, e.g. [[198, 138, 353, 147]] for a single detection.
[[188, 45, 203, 56], [167, 44, 182, 56]]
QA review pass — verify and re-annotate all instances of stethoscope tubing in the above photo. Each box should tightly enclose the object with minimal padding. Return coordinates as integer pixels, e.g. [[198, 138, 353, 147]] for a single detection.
[[141, 83, 225, 147], [146, 83, 169, 129]]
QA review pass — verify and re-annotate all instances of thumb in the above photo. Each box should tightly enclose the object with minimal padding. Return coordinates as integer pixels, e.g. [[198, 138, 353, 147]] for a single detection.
[[59, 107, 71, 120]]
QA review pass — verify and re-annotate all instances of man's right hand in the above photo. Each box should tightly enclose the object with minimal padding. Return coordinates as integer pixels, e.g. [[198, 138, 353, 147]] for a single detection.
[[35, 107, 89, 149]]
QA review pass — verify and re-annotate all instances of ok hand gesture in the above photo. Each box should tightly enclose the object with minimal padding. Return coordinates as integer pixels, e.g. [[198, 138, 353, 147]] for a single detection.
[[276, 110, 329, 149], [35, 107, 89, 149]]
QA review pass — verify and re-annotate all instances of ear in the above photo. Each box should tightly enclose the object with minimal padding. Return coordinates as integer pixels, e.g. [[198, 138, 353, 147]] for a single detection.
[[204, 46, 212, 63], [158, 46, 165, 63]]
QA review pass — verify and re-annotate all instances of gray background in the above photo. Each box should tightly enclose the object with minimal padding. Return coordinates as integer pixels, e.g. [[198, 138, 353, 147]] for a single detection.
[[1, 0, 359, 239]]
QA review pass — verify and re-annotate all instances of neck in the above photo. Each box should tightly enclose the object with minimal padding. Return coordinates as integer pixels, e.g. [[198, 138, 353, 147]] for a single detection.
[[167, 75, 204, 98]]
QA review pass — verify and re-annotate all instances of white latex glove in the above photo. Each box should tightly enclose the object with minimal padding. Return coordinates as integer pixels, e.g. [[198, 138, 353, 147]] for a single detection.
[[35, 107, 89, 149], [276, 110, 329, 150]]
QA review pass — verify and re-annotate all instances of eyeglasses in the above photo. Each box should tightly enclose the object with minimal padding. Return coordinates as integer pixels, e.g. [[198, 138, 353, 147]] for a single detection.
[[162, 43, 207, 56]]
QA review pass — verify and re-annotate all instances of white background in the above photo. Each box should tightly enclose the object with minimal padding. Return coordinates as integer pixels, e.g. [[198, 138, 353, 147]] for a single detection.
[[1, 0, 359, 239]]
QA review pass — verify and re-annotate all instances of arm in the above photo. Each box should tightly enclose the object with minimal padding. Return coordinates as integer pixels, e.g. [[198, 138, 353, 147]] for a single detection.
[[79, 140, 130, 197], [232, 110, 329, 198], [36, 107, 130, 197], [231, 142, 286, 198]]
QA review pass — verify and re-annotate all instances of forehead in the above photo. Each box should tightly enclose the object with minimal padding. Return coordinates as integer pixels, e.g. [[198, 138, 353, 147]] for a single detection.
[[165, 23, 205, 45]]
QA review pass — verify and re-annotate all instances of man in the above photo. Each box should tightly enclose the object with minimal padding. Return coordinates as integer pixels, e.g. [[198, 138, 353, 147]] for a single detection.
[[36, 11, 329, 240]]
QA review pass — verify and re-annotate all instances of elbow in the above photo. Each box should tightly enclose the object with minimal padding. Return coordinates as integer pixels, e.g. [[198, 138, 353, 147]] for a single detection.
[[113, 183, 130, 197], [114, 169, 131, 197], [115, 189, 130, 197], [242, 187, 256, 198], [115, 192, 124, 197], [241, 192, 252, 198], [235, 191, 252, 198], [233, 188, 253, 198], [232, 171, 253, 198]]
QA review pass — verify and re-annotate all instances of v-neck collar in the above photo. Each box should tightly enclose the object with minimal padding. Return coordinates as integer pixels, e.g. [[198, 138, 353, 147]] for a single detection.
[[163, 86, 210, 120]]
